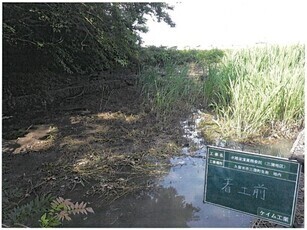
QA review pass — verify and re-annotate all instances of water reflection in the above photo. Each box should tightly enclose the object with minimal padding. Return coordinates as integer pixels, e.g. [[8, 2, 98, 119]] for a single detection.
[[219, 139, 293, 158], [183, 110, 293, 158], [161, 156, 254, 227], [65, 109, 294, 227], [64, 186, 200, 227], [66, 155, 253, 227]]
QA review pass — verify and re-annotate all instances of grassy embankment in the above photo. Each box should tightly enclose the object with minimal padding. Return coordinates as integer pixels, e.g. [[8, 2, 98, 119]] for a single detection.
[[203, 45, 304, 141], [138, 45, 305, 142]]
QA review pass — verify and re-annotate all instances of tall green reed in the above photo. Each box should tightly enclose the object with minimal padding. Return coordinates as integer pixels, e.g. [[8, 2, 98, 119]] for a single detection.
[[204, 45, 305, 139], [138, 62, 203, 118]]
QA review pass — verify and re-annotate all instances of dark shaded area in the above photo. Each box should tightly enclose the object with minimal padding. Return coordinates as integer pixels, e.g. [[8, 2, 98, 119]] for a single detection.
[[2, 3, 176, 118], [2, 78, 186, 227], [64, 186, 199, 227], [3, 3, 175, 75]]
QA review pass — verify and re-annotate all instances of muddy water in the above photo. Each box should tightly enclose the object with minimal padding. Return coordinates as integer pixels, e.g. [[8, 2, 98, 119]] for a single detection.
[[66, 110, 293, 227]]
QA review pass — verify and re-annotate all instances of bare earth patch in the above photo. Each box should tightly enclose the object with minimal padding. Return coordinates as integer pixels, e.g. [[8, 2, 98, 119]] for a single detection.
[[2, 81, 187, 227]]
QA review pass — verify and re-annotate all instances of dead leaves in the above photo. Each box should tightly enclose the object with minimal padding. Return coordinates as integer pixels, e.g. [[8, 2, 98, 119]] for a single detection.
[[51, 197, 73, 209], [51, 197, 94, 222], [69, 201, 95, 215], [57, 210, 72, 221]]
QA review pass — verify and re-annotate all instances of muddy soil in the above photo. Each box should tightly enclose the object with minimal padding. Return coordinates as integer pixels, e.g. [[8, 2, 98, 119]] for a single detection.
[[2, 77, 188, 227], [2, 71, 304, 227]]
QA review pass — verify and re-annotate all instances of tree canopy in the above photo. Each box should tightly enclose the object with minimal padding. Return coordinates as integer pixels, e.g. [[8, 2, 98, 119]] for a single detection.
[[3, 3, 175, 74]]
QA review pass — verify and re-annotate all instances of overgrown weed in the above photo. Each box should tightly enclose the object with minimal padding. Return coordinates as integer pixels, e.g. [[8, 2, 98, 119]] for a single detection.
[[203, 44, 305, 140], [139, 45, 304, 141], [138, 62, 204, 119]]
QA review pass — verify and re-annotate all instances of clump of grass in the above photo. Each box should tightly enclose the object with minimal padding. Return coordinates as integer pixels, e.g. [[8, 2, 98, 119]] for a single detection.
[[138, 62, 204, 118], [204, 44, 305, 140]]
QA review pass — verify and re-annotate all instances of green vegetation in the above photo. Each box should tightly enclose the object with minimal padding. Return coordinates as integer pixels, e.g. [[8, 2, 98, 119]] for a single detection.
[[138, 47, 225, 120], [3, 3, 175, 75], [139, 45, 304, 141], [3, 3, 176, 113], [203, 45, 305, 140], [139, 46, 224, 67], [2, 191, 54, 227], [3, 180, 94, 227], [39, 197, 94, 227], [4, 3, 303, 142], [139, 63, 203, 119]]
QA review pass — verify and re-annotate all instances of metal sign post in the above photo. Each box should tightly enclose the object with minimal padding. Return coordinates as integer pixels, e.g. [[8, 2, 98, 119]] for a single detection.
[[204, 146, 301, 227]]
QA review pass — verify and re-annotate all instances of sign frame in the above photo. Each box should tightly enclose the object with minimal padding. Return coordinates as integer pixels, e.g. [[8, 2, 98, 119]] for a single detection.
[[203, 145, 301, 227]]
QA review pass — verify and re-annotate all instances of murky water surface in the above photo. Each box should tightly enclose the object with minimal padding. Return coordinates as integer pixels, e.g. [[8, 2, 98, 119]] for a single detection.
[[67, 110, 293, 227]]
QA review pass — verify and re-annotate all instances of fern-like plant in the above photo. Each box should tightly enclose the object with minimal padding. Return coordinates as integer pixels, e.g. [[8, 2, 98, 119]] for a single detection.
[[39, 197, 94, 227], [3, 193, 53, 227]]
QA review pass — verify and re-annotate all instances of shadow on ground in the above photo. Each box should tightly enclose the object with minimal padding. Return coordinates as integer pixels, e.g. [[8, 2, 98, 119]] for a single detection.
[[2, 79, 189, 227]]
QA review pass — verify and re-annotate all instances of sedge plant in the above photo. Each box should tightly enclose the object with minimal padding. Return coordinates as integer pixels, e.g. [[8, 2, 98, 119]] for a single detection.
[[138, 62, 204, 119], [203, 44, 304, 140]]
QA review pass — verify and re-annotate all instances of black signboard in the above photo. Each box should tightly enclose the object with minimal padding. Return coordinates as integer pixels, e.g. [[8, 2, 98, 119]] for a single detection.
[[204, 146, 301, 227]]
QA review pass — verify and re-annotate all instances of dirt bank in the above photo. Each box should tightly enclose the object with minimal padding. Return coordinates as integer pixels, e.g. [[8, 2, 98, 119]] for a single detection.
[[2, 75, 188, 227]]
